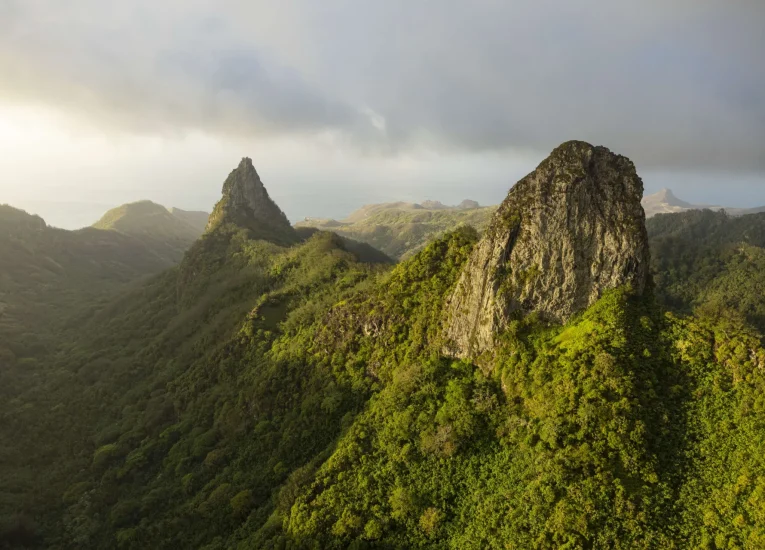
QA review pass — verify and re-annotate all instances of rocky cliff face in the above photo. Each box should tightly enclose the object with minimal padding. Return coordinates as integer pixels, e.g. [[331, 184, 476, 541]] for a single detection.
[[206, 157, 297, 244], [444, 140, 650, 360]]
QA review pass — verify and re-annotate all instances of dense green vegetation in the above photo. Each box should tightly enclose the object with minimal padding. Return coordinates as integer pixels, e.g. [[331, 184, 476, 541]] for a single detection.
[[93, 200, 208, 263], [647, 209, 765, 332], [296, 202, 494, 260], [4, 202, 765, 549], [0, 204, 184, 366], [0, 216, 392, 549]]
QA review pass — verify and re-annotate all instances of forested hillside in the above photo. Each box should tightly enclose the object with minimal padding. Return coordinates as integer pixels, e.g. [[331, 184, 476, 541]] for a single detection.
[[0, 204, 186, 364], [647, 209, 765, 332], [93, 201, 209, 263], [3, 145, 765, 549], [295, 201, 494, 260]]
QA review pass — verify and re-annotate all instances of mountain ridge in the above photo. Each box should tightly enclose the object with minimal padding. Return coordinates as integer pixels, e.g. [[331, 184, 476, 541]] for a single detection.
[[92, 200, 208, 262], [296, 200, 494, 259], [3, 145, 765, 549]]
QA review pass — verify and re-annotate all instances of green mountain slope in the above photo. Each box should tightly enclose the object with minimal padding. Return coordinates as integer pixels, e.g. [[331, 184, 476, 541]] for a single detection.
[[3, 147, 765, 549], [647, 209, 765, 332], [0, 204, 182, 362], [93, 200, 208, 263], [10, 228, 763, 549], [296, 201, 495, 260], [0, 160, 392, 549]]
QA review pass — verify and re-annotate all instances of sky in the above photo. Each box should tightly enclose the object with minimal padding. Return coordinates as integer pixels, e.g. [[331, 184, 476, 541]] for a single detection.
[[1, 0, 764, 228]]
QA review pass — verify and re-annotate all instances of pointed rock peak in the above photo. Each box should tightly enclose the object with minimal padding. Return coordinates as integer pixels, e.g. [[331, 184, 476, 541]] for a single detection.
[[206, 158, 297, 244], [642, 188, 694, 210], [444, 141, 650, 361], [645, 188, 677, 203], [221, 157, 264, 196]]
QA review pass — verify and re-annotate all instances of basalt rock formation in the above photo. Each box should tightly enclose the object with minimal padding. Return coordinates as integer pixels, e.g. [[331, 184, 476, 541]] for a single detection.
[[444, 140, 650, 359], [206, 157, 297, 244]]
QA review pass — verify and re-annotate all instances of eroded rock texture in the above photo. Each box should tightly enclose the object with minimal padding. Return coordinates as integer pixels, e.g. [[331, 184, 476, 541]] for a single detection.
[[206, 157, 297, 244], [444, 140, 650, 359]]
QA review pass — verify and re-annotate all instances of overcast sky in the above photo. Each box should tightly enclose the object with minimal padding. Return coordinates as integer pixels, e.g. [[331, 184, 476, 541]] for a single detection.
[[1, 0, 763, 228]]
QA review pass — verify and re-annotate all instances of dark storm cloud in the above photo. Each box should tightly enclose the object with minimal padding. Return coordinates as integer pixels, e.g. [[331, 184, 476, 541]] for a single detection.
[[1, 0, 763, 170]]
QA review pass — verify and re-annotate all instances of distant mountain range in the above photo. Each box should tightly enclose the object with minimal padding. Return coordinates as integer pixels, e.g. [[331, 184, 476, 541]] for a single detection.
[[641, 188, 765, 218], [297, 190, 765, 259], [296, 200, 495, 259]]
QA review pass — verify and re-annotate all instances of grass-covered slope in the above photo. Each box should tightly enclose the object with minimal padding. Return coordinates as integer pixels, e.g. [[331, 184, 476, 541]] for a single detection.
[[262, 282, 765, 549], [168, 207, 210, 234], [296, 202, 494, 260]]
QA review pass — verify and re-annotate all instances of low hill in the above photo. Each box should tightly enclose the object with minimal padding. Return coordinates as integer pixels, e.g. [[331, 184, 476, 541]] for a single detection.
[[296, 200, 495, 259], [93, 200, 208, 263]]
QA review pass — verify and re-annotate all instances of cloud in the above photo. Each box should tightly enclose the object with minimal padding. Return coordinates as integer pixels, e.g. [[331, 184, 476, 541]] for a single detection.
[[0, 1, 375, 140], [1, 0, 763, 170]]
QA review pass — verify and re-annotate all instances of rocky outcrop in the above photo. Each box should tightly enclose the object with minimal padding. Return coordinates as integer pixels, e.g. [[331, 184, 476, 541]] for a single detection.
[[444, 141, 650, 360], [206, 157, 297, 244]]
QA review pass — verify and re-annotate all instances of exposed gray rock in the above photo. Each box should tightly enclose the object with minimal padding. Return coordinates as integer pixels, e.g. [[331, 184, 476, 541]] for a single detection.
[[444, 140, 650, 360], [206, 157, 297, 243]]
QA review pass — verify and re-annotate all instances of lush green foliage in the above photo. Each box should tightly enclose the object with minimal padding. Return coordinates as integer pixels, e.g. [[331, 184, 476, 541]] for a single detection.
[[0, 221, 391, 548], [4, 205, 765, 549], [0, 204, 181, 367], [296, 202, 494, 259], [648, 210, 765, 332], [93, 200, 207, 263]]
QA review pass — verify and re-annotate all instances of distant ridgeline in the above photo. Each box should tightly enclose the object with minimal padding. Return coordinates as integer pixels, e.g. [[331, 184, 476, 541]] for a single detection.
[[2, 143, 765, 550], [296, 199, 495, 260], [298, 186, 765, 262], [92, 200, 209, 263], [641, 188, 765, 218]]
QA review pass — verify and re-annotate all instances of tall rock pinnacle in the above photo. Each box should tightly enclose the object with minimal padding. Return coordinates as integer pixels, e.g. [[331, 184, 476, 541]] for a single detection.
[[444, 140, 650, 360], [206, 157, 297, 243]]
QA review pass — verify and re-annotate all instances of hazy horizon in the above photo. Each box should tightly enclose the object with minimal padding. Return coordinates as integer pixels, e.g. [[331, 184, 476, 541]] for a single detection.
[[2, 1, 764, 229]]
